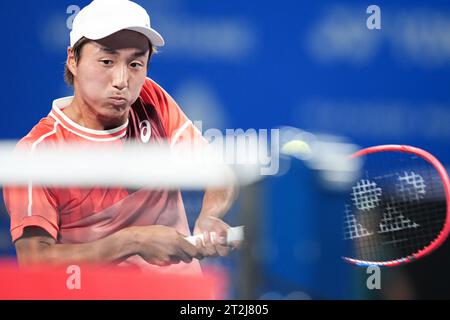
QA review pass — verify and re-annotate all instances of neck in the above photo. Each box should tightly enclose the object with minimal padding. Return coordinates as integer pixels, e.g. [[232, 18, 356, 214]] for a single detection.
[[63, 94, 128, 131]]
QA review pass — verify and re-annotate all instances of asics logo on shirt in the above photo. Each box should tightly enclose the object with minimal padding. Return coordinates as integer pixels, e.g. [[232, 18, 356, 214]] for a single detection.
[[139, 120, 151, 143]]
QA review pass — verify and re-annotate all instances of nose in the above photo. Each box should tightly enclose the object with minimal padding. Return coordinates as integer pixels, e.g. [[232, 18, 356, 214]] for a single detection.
[[112, 65, 128, 91]]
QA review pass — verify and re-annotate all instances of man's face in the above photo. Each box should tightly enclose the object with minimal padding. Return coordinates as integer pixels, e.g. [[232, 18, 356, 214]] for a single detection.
[[71, 30, 150, 122]]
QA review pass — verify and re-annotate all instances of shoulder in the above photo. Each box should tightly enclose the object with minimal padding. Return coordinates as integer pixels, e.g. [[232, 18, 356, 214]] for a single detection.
[[141, 77, 167, 96], [138, 77, 183, 125], [17, 116, 59, 150], [139, 77, 174, 108]]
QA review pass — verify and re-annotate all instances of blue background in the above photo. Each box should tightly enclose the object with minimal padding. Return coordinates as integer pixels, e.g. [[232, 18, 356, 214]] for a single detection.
[[1, 0, 450, 299]]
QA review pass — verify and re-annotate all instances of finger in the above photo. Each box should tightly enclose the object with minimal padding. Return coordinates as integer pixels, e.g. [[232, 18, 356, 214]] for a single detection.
[[209, 225, 229, 245], [195, 238, 208, 258], [216, 234, 228, 246], [179, 237, 203, 260], [179, 254, 193, 264], [230, 240, 243, 250], [208, 230, 226, 246], [170, 257, 182, 264], [202, 231, 211, 245], [202, 231, 217, 256], [154, 260, 171, 267], [177, 247, 195, 263], [215, 244, 230, 257]]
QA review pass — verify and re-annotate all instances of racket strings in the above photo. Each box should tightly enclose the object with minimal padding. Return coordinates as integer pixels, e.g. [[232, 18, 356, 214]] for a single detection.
[[344, 151, 447, 262]]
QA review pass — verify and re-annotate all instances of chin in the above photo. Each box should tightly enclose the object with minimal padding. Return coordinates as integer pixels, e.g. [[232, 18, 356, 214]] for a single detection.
[[98, 104, 130, 123]]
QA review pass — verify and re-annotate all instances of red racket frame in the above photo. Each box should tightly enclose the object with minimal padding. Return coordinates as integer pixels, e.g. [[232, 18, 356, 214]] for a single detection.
[[343, 145, 450, 267]]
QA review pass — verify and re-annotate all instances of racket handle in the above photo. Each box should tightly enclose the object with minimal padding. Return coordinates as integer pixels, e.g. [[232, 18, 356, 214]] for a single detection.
[[185, 226, 244, 246]]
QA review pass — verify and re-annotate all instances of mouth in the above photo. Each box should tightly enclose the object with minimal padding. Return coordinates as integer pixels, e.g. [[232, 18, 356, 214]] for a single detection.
[[108, 96, 128, 106]]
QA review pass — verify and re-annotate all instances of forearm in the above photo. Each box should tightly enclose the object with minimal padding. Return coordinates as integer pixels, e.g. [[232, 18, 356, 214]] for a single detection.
[[194, 182, 240, 256], [199, 183, 238, 219], [16, 227, 138, 267]]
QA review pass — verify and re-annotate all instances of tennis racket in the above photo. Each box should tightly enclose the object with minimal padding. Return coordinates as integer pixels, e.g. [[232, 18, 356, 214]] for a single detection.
[[343, 145, 450, 266]]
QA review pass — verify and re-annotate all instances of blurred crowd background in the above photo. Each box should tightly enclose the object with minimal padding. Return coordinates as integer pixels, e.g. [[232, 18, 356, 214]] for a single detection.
[[1, 0, 450, 299]]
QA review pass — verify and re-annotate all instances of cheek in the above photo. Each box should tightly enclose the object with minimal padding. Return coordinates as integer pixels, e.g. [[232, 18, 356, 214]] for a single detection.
[[76, 62, 109, 99], [128, 74, 146, 102]]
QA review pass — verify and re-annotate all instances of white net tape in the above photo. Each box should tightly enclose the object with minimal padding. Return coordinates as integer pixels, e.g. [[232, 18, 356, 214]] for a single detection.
[[0, 142, 263, 189]]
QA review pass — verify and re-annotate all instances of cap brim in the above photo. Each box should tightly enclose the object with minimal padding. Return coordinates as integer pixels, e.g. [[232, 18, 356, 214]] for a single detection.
[[126, 26, 165, 47], [81, 25, 165, 47]]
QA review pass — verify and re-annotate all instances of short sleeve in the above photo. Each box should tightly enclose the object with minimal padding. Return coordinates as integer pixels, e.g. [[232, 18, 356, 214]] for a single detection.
[[2, 139, 59, 242], [3, 184, 59, 242]]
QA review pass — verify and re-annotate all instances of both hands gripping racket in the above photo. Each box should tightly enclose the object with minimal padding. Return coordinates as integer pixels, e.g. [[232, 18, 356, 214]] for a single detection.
[[343, 145, 450, 266]]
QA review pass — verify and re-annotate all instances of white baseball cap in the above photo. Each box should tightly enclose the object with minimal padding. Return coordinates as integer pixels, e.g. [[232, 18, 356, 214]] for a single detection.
[[70, 0, 165, 47]]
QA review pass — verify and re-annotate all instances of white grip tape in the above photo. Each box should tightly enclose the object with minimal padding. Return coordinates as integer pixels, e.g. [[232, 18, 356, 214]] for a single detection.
[[185, 226, 244, 246]]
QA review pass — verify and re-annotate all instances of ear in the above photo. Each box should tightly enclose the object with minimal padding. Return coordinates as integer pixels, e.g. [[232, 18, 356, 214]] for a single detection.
[[66, 47, 77, 77]]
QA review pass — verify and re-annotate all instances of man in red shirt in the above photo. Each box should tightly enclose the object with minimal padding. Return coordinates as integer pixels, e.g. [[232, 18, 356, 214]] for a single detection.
[[3, 0, 238, 273]]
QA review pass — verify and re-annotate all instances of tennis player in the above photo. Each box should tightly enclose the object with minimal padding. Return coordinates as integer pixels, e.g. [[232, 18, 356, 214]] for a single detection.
[[3, 0, 238, 274]]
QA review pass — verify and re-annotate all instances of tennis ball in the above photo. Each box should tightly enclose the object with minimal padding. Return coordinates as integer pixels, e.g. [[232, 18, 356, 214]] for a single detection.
[[281, 140, 312, 156]]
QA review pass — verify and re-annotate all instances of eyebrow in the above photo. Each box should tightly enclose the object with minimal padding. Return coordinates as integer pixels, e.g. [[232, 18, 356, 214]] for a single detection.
[[99, 46, 148, 58]]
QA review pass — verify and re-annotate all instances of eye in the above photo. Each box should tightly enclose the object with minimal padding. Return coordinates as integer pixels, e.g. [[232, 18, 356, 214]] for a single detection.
[[100, 59, 113, 66], [130, 62, 143, 69]]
